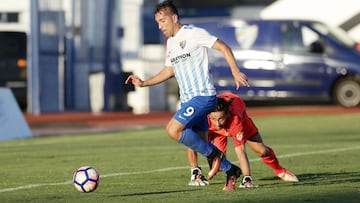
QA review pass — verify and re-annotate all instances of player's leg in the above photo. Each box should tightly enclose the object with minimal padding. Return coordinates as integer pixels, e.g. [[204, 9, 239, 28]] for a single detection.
[[187, 148, 209, 186], [207, 134, 242, 190], [222, 164, 242, 191], [167, 96, 240, 188], [187, 130, 209, 186], [187, 131, 207, 171], [171, 119, 235, 180], [247, 133, 283, 172], [166, 118, 212, 156], [194, 118, 237, 181], [186, 132, 228, 187], [206, 132, 227, 170], [247, 133, 299, 182], [187, 148, 199, 169]]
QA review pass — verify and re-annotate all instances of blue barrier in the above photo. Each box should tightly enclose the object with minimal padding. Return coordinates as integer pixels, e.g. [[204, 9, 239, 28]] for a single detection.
[[0, 88, 32, 141]]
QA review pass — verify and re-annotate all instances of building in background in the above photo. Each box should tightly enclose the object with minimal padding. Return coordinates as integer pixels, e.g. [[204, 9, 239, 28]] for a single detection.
[[0, 0, 358, 114]]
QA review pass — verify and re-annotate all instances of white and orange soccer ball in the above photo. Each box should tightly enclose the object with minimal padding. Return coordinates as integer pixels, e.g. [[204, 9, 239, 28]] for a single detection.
[[73, 166, 100, 193]]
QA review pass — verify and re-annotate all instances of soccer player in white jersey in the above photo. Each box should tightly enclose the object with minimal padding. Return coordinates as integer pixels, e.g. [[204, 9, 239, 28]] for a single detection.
[[125, 0, 249, 190]]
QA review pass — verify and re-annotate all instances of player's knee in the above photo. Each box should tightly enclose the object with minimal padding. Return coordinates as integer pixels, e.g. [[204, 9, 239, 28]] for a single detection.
[[165, 124, 176, 140], [257, 147, 268, 157], [166, 123, 181, 141]]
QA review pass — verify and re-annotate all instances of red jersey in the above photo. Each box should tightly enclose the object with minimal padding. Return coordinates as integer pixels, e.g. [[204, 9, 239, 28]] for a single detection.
[[208, 92, 258, 153]]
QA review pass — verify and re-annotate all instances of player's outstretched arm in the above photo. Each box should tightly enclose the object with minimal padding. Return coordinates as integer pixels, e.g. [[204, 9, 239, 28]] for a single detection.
[[125, 75, 144, 87], [125, 66, 174, 87], [212, 39, 250, 89]]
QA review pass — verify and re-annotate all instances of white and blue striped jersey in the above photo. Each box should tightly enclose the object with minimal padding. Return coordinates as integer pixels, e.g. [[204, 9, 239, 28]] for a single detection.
[[165, 25, 217, 103]]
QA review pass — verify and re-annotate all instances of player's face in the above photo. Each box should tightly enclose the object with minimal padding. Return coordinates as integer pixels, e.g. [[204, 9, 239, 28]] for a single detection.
[[155, 9, 177, 38], [209, 111, 228, 130]]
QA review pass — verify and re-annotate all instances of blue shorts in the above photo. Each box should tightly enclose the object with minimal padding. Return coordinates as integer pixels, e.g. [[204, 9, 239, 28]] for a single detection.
[[173, 95, 216, 131]]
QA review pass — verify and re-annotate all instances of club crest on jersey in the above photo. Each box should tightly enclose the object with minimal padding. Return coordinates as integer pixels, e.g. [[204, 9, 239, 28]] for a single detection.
[[179, 40, 186, 49], [236, 132, 244, 141]]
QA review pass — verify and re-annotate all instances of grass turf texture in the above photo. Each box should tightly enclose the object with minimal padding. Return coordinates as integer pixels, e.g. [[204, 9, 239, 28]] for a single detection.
[[0, 114, 359, 203]]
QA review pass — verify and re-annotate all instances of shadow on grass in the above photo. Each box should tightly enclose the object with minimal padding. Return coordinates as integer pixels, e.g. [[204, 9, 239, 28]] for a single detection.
[[259, 171, 360, 187], [108, 172, 359, 201], [110, 189, 195, 197]]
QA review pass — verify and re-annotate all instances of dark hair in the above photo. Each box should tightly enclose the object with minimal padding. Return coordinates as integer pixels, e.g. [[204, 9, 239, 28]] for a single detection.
[[213, 97, 231, 114], [154, 0, 179, 16]]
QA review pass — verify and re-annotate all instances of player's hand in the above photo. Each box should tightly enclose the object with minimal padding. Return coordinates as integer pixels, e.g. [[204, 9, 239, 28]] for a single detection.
[[234, 71, 250, 90], [125, 75, 144, 87]]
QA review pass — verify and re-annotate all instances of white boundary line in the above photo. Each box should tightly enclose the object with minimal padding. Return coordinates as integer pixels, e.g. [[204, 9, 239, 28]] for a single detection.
[[1, 146, 359, 193]]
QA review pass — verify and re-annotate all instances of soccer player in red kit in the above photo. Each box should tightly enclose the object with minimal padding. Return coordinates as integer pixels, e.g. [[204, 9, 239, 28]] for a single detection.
[[188, 92, 299, 188], [209, 92, 299, 187]]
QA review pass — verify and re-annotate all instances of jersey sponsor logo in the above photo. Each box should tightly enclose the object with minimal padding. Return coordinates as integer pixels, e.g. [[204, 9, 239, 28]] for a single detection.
[[170, 53, 191, 64]]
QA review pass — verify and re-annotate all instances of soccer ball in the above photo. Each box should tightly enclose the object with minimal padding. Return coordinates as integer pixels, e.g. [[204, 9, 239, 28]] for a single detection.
[[73, 166, 100, 193]]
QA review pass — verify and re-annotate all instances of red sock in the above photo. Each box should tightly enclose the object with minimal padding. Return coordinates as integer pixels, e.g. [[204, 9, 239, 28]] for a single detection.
[[261, 146, 284, 175]]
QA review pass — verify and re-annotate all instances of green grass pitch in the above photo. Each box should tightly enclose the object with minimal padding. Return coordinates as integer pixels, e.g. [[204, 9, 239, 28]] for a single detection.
[[0, 114, 359, 203]]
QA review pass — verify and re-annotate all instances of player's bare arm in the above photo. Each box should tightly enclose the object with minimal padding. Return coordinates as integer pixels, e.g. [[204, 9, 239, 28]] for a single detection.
[[125, 66, 174, 87], [234, 144, 251, 176], [212, 39, 250, 89]]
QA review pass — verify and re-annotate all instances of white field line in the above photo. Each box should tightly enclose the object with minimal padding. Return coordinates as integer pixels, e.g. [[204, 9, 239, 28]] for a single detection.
[[0, 146, 359, 193]]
